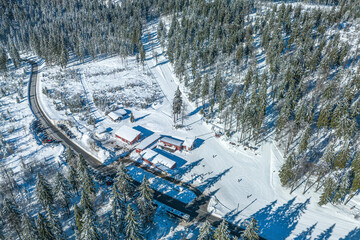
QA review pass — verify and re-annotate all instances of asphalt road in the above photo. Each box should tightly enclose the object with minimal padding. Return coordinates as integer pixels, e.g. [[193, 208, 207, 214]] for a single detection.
[[26, 59, 265, 239]]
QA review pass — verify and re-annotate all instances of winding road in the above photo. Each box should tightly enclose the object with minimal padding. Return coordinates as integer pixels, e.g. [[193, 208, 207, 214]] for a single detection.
[[26, 59, 265, 239]]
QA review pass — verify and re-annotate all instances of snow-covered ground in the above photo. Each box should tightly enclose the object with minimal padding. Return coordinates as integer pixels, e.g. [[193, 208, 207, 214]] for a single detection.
[[34, 20, 360, 240]]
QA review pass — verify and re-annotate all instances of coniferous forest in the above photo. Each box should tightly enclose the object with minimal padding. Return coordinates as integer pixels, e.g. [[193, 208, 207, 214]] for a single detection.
[[1, 0, 360, 239]]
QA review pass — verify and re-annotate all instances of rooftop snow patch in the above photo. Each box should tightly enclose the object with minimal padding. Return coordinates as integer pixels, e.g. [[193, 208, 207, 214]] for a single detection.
[[108, 109, 127, 121], [160, 137, 183, 147], [114, 125, 141, 142], [183, 137, 195, 148], [136, 134, 161, 151], [142, 149, 176, 169]]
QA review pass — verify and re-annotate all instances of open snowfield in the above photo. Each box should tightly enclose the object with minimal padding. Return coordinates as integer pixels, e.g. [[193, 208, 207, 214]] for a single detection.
[[34, 20, 360, 240]]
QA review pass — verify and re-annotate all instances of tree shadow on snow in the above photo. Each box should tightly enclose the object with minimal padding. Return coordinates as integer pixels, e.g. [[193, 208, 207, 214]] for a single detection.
[[293, 223, 317, 240], [133, 125, 154, 139], [174, 158, 203, 179], [193, 138, 204, 150], [339, 227, 360, 240], [250, 197, 310, 240], [314, 224, 335, 240], [198, 167, 232, 192]]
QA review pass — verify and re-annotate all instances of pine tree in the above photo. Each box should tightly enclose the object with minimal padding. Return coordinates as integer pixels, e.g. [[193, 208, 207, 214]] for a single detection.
[[197, 220, 212, 240], [125, 205, 142, 240], [36, 213, 55, 240], [111, 184, 126, 234], [242, 218, 259, 240], [22, 214, 40, 240], [298, 125, 311, 154], [0, 49, 7, 72], [115, 163, 133, 202], [74, 204, 83, 237], [45, 206, 66, 240], [80, 190, 94, 213], [53, 172, 72, 216], [318, 177, 336, 206], [136, 176, 156, 223], [2, 199, 23, 240], [9, 43, 21, 69], [81, 164, 96, 197], [106, 214, 118, 240], [80, 208, 101, 240], [172, 86, 183, 123], [279, 154, 296, 187], [68, 165, 80, 195], [35, 173, 54, 208], [213, 220, 230, 240]]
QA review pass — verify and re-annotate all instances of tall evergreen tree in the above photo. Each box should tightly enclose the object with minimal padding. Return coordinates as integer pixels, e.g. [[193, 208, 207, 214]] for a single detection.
[[53, 172, 72, 216], [136, 176, 156, 223], [80, 208, 101, 240], [21, 214, 40, 240], [45, 206, 66, 240], [115, 163, 133, 202], [68, 165, 80, 195], [36, 213, 55, 240], [197, 220, 212, 240], [125, 205, 142, 240], [0, 49, 7, 72], [9, 43, 21, 69], [35, 173, 54, 208], [74, 204, 83, 238], [172, 86, 183, 123], [2, 199, 23, 240], [111, 184, 126, 235], [81, 164, 96, 198], [242, 218, 259, 240], [213, 220, 230, 240]]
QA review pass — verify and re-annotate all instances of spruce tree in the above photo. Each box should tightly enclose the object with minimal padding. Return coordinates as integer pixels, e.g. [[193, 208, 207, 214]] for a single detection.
[[111, 184, 126, 234], [115, 163, 133, 202], [213, 220, 230, 240], [45, 206, 66, 240], [125, 205, 142, 240], [2, 199, 23, 240], [80, 190, 94, 213], [9, 43, 21, 69], [81, 164, 96, 197], [35, 173, 54, 208], [197, 220, 212, 240], [80, 208, 101, 240], [0, 49, 7, 72], [318, 177, 336, 206], [136, 176, 156, 223], [22, 214, 40, 240], [172, 86, 183, 123], [74, 204, 83, 237], [68, 165, 80, 195], [242, 218, 259, 240], [53, 172, 72, 216], [36, 213, 55, 240]]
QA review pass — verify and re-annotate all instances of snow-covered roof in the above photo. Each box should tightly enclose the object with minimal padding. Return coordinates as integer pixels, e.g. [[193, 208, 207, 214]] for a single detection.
[[114, 125, 141, 142], [183, 137, 195, 148], [136, 134, 161, 150], [142, 149, 158, 160], [141, 149, 176, 169], [160, 137, 183, 147], [108, 111, 122, 121], [152, 154, 176, 169], [115, 109, 127, 116]]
